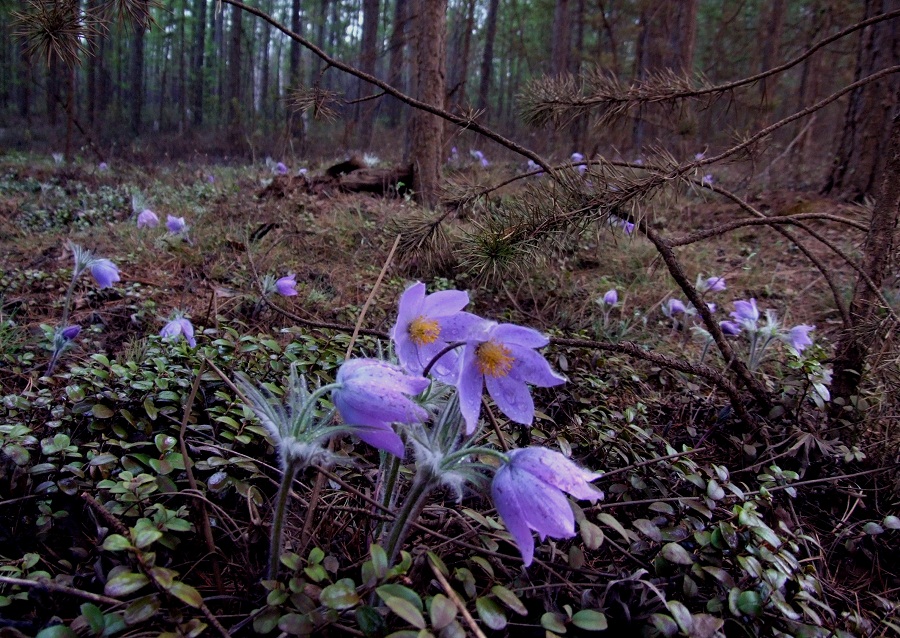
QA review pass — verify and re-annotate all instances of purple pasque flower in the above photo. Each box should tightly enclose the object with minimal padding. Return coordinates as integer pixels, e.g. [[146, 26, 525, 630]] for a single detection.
[[332, 359, 429, 458], [720, 320, 742, 336], [89, 259, 120, 288], [137, 209, 159, 228], [160, 317, 196, 347], [274, 162, 288, 175], [166, 215, 187, 234], [390, 282, 481, 383], [701, 174, 714, 186], [706, 302, 717, 314], [731, 298, 760, 326], [450, 321, 565, 434], [206, 175, 215, 184], [694, 152, 705, 161], [666, 298, 686, 316], [491, 447, 602, 566], [602, 289, 618, 306], [275, 274, 298, 297], [621, 220, 635, 235], [704, 276, 726, 292], [61, 325, 81, 340], [787, 324, 815, 352], [98, 162, 108, 171]]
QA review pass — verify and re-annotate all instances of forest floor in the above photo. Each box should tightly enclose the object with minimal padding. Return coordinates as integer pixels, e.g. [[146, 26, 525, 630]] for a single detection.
[[0, 152, 898, 637]]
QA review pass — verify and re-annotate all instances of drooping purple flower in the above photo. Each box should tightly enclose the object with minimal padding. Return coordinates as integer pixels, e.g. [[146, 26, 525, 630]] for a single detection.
[[491, 447, 603, 566], [694, 152, 705, 161], [390, 282, 481, 383], [701, 174, 714, 186], [706, 302, 717, 314], [667, 299, 686, 315], [61, 325, 81, 340], [787, 325, 815, 352], [731, 299, 760, 325], [720, 320, 742, 336], [160, 317, 196, 347], [275, 274, 298, 297], [137, 209, 159, 228], [274, 162, 288, 175], [602, 289, 618, 306], [166, 215, 187, 234], [332, 359, 429, 458], [98, 162, 108, 171], [206, 175, 215, 184], [449, 321, 566, 434], [621, 220, 635, 235], [89, 259, 120, 288], [704, 276, 726, 292], [571, 152, 586, 174]]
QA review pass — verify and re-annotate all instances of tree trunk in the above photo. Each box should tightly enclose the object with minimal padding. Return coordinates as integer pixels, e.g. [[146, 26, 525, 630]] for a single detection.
[[357, 0, 380, 149], [130, 15, 145, 135], [192, 0, 206, 126], [476, 0, 499, 112], [227, 2, 243, 145], [386, 0, 409, 126], [550, 0, 570, 77], [830, 98, 900, 412], [756, 0, 785, 127], [19, 35, 31, 119], [410, 0, 446, 207], [47, 56, 59, 127], [823, 0, 900, 200], [448, 0, 475, 109]]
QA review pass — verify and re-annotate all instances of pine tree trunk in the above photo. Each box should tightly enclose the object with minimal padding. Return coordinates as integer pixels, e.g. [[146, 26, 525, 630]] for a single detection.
[[477, 0, 499, 112], [130, 17, 145, 135], [410, 0, 446, 207], [227, 3, 243, 145], [386, 0, 409, 126], [830, 96, 900, 412], [550, 0, 570, 77], [192, 0, 206, 126], [357, 0, 380, 149]]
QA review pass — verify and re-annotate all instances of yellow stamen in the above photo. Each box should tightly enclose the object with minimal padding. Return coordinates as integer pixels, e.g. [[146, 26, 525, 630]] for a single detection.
[[475, 340, 514, 377], [408, 316, 441, 346]]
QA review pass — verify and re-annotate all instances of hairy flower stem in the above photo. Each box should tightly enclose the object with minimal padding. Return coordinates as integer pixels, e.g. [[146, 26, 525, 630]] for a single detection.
[[421, 341, 465, 379], [59, 269, 79, 330], [375, 452, 402, 542], [383, 473, 436, 566], [268, 459, 302, 580]]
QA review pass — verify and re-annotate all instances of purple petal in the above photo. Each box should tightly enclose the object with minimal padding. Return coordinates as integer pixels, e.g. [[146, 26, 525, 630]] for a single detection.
[[438, 312, 490, 342], [422, 289, 469, 317], [509, 448, 602, 501], [486, 374, 535, 425], [508, 346, 566, 387], [178, 319, 196, 347], [90, 259, 120, 288], [491, 467, 536, 566], [507, 468, 575, 540], [491, 323, 549, 348], [457, 345, 485, 434], [603, 290, 618, 306], [391, 282, 426, 342]]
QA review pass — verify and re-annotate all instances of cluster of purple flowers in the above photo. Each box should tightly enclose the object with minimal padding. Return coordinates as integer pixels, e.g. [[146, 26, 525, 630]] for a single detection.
[[470, 150, 490, 168], [727, 298, 815, 354], [325, 282, 600, 566]]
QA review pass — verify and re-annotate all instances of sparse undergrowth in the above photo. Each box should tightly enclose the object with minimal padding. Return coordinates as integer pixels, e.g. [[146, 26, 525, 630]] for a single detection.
[[1, 154, 898, 638]]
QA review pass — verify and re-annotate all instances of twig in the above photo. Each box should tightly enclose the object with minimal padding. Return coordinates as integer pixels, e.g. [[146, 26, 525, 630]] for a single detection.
[[599, 447, 708, 480], [758, 114, 817, 181], [0, 575, 121, 607], [428, 556, 488, 638], [668, 212, 869, 246], [177, 360, 225, 594], [345, 233, 401, 359]]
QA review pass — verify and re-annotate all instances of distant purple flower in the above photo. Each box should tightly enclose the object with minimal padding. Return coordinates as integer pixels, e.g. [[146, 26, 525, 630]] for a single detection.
[[297, 168, 308, 176], [571, 153, 586, 174], [602, 290, 618, 306], [98, 162, 108, 171], [390, 282, 480, 383], [332, 359, 429, 458], [731, 299, 760, 325], [274, 162, 288, 175], [206, 175, 215, 184], [472, 150, 484, 160], [137, 209, 159, 228], [787, 325, 815, 352], [451, 321, 566, 434], [275, 274, 298, 297], [621, 220, 635, 235], [694, 152, 705, 161], [491, 447, 602, 566], [701, 174, 714, 186], [704, 276, 726, 292], [61, 325, 81, 340], [667, 299, 686, 315], [706, 302, 717, 314], [720, 320, 742, 336], [89, 259, 120, 288], [480, 158, 490, 168], [634, 158, 644, 166], [451, 147, 458, 155], [160, 317, 196, 347], [166, 215, 186, 234]]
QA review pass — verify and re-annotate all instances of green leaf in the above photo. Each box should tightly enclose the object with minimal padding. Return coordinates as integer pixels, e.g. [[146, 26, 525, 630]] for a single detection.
[[633, 519, 662, 542], [133, 527, 162, 549], [660, 543, 694, 565], [597, 512, 632, 542], [355, 605, 386, 636], [104, 572, 150, 597], [277, 613, 313, 635], [92, 404, 114, 419], [736, 591, 762, 617], [35, 626, 77, 638], [80, 603, 105, 634], [381, 596, 426, 629], [168, 582, 203, 608], [124, 594, 160, 625], [90, 453, 119, 466], [429, 594, 456, 630], [579, 520, 604, 550], [308, 547, 325, 564], [571, 610, 608, 631], [883, 515, 900, 530], [490, 585, 527, 616], [102, 534, 133, 552], [666, 600, 693, 634], [649, 613, 678, 637], [475, 597, 506, 631], [377, 584, 422, 611], [863, 522, 885, 535], [320, 579, 360, 610], [541, 612, 567, 633], [369, 544, 387, 579]]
